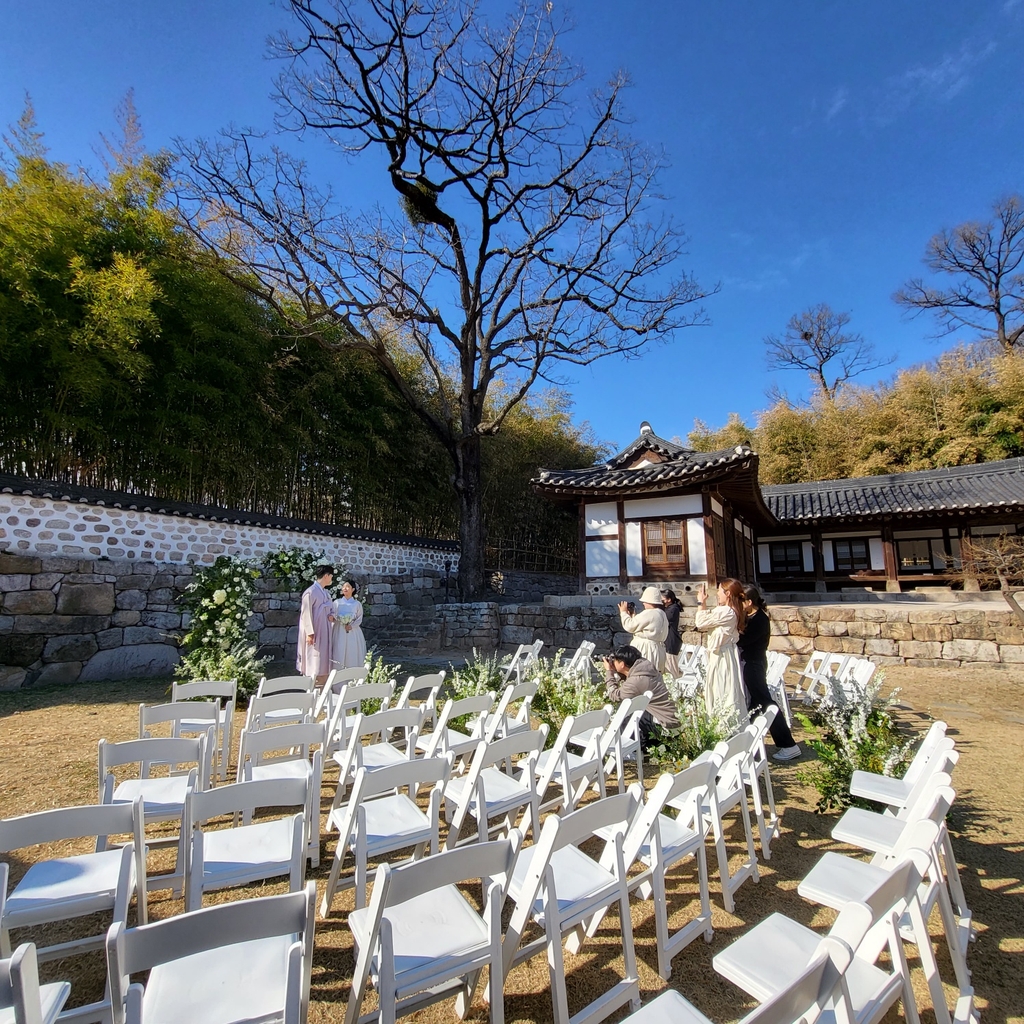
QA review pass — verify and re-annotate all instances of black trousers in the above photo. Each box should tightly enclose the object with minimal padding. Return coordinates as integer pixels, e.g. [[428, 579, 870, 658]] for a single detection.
[[744, 671, 797, 748], [638, 710, 664, 751]]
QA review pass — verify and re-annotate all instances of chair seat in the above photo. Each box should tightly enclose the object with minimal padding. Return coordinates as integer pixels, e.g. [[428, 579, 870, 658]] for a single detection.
[[247, 761, 311, 784], [848, 770, 913, 806], [0, 980, 71, 1024], [618, 990, 710, 1024], [259, 709, 306, 726], [641, 815, 703, 866], [528, 748, 597, 782], [712, 912, 895, 1021], [349, 884, 490, 993], [567, 727, 603, 751], [359, 794, 432, 854], [831, 808, 906, 854], [416, 727, 477, 757], [200, 818, 299, 889], [177, 709, 227, 733], [141, 933, 295, 1024], [797, 852, 890, 910], [359, 742, 409, 772], [112, 776, 192, 818], [508, 843, 617, 927], [4, 849, 126, 926], [445, 768, 531, 817]]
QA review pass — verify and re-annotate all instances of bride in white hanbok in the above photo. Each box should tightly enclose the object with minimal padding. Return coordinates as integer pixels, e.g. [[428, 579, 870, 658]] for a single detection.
[[331, 579, 367, 669]]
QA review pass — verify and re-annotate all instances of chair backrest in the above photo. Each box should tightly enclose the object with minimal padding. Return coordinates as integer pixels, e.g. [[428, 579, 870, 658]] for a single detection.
[[356, 705, 425, 746], [397, 671, 446, 705], [99, 734, 211, 797], [106, 883, 316, 1024], [187, 776, 309, 824], [238, 721, 326, 772], [139, 701, 219, 738], [0, 799, 143, 855], [325, 681, 396, 748], [326, 667, 369, 689], [257, 674, 315, 698], [351, 754, 454, 804], [618, 693, 653, 749], [717, 728, 756, 789], [484, 679, 540, 742], [2, 942, 71, 1024], [170, 678, 237, 706], [903, 722, 950, 786], [625, 760, 717, 864], [502, 640, 544, 683], [897, 752, 958, 819], [247, 691, 318, 731], [473, 727, 548, 775]]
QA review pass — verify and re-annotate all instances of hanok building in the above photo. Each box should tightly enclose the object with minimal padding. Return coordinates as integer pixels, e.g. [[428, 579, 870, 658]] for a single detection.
[[532, 422, 1024, 594]]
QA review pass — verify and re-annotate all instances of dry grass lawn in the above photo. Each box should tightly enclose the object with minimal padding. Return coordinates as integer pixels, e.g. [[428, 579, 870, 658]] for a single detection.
[[0, 665, 1021, 1023]]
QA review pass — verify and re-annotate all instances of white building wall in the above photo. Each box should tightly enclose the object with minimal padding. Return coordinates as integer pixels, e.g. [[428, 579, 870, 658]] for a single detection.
[[686, 519, 708, 574]]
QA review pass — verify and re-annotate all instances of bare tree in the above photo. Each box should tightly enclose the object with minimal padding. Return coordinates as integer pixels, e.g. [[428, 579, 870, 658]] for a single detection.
[[175, 0, 710, 599], [764, 304, 892, 399], [959, 534, 1024, 625], [894, 195, 1024, 352]]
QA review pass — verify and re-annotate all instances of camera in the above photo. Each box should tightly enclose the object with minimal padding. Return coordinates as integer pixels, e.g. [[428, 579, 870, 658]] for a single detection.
[[626, 601, 636, 615]]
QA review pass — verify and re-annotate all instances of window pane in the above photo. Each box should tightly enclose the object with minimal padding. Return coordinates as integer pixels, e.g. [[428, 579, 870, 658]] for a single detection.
[[770, 541, 803, 574], [834, 539, 869, 572], [898, 538, 933, 570], [643, 520, 687, 567]]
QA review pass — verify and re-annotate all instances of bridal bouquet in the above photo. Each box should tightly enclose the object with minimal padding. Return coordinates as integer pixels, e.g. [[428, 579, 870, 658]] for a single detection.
[[336, 614, 354, 626]]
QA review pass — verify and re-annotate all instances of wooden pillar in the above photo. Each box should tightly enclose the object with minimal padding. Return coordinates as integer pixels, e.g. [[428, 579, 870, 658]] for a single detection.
[[577, 501, 587, 594], [810, 527, 827, 593], [702, 490, 718, 587], [616, 500, 628, 588], [881, 521, 900, 593]]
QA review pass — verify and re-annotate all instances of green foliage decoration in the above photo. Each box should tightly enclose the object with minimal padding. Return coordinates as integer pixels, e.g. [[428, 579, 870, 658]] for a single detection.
[[260, 547, 346, 597], [647, 695, 735, 773], [795, 675, 914, 813]]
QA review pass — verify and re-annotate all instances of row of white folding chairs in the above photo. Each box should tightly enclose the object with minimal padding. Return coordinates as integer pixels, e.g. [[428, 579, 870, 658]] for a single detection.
[[765, 650, 793, 726], [795, 650, 877, 704], [340, 703, 793, 1024]]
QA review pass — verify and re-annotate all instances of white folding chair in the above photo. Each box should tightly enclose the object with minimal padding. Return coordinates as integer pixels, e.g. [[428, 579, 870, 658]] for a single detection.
[[501, 639, 543, 685], [480, 679, 539, 743], [321, 754, 453, 915], [619, 937, 853, 1024], [98, 734, 213, 895], [795, 651, 851, 703], [609, 693, 652, 792], [706, 730, 760, 912], [603, 761, 719, 980], [416, 693, 494, 761], [443, 729, 548, 849], [257, 674, 315, 698], [503, 792, 642, 1024], [765, 652, 793, 728], [531, 708, 611, 816], [799, 794, 974, 1024], [315, 666, 369, 720], [0, 943, 71, 1024], [170, 679, 238, 783], [138, 702, 219, 780], [237, 721, 325, 867], [325, 681, 396, 756], [744, 710, 781, 860], [345, 838, 520, 1024], [331, 706, 425, 788], [565, 641, 596, 683], [184, 777, 308, 911], [246, 691, 317, 732], [1, 801, 147, 965], [395, 671, 446, 730], [714, 855, 929, 1024], [106, 882, 316, 1024], [849, 721, 949, 807]]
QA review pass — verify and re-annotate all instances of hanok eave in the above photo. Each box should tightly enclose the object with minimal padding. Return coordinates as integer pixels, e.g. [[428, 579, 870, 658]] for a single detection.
[[531, 422, 777, 594], [533, 423, 1024, 594]]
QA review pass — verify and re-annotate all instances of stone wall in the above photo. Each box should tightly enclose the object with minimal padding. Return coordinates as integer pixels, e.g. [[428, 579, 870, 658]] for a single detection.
[[436, 603, 502, 651], [486, 570, 577, 603], [0, 551, 453, 689], [432, 596, 1024, 667]]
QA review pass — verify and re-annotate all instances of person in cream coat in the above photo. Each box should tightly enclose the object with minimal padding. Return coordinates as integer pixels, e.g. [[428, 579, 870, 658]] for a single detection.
[[617, 586, 669, 673]]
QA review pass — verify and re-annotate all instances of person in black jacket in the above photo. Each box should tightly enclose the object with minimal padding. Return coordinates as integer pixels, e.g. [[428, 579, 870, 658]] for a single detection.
[[737, 584, 801, 761], [660, 588, 683, 677]]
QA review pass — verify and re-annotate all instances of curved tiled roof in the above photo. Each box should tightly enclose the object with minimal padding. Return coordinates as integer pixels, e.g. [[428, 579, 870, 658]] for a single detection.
[[0, 474, 459, 551], [764, 458, 1024, 522], [533, 444, 757, 493], [605, 430, 693, 469]]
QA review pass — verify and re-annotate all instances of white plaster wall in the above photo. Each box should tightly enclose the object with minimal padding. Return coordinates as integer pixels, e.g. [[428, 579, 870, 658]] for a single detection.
[[625, 522, 643, 576], [0, 494, 456, 574], [622, 495, 703, 518], [686, 520, 707, 574], [586, 538, 619, 577], [584, 502, 619, 537]]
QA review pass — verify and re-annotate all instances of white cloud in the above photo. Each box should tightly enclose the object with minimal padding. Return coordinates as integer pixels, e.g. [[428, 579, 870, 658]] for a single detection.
[[825, 86, 849, 122]]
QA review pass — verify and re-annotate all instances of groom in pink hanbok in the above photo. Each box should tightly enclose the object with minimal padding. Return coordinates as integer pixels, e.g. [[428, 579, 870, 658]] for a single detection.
[[297, 564, 335, 685]]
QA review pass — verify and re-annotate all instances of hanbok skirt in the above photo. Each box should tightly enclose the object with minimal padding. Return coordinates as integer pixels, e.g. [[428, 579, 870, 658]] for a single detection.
[[703, 643, 746, 725]]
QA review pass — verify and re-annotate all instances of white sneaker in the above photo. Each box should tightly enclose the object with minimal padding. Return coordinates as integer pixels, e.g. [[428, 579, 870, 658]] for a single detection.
[[772, 745, 801, 762]]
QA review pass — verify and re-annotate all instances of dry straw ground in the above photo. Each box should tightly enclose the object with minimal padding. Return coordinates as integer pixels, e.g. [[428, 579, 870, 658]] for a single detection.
[[0, 665, 1021, 1023]]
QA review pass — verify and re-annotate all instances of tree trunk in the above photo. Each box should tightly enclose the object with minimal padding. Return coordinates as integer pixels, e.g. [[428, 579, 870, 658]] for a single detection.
[[453, 435, 486, 601], [1000, 584, 1024, 627]]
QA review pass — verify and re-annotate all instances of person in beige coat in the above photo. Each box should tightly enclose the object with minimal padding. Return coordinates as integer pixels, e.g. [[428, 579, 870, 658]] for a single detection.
[[618, 586, 669, 672], [694, 578, 747, 724]]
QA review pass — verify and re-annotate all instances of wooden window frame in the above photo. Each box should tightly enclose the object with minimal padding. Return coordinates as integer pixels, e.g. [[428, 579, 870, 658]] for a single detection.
[[640, 518, 689, 576], [769, 540, 804, 575], [832, 537, 870, 573]]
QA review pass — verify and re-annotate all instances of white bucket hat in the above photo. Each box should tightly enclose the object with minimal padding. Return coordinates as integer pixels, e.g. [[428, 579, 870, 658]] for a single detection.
[[639, 586, 662, 605]]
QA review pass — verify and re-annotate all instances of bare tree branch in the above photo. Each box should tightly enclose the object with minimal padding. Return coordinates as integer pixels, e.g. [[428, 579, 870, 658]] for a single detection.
[[764, 303, 894, 399], [894, 195, 1024, 353], [174, 0, 713, 596]]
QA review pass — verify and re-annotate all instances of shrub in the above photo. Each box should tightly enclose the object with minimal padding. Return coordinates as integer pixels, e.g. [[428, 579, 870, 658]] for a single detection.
[[796, 675, 914, 813], [647, 696, 735, 773], [175, 638, 270, 702]]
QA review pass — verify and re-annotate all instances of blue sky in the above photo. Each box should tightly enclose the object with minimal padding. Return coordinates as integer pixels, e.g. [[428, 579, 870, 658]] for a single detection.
[[3, 1, 1023, 455]]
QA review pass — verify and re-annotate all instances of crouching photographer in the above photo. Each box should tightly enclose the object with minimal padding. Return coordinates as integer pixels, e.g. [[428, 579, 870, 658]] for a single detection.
[[603, 645, 681, 750]]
